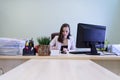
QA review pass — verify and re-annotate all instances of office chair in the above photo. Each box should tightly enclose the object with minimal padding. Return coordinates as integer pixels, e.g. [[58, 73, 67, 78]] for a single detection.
[[51, 32, 59, 40]]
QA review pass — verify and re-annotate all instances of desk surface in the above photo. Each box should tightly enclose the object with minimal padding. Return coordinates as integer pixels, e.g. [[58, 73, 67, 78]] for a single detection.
[[0, 54, 120, 60], [0, 59, 120, 80]]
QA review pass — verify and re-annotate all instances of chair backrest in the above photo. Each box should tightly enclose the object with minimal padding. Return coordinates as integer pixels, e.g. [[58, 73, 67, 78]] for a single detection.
[[51, 32, 59, 40]]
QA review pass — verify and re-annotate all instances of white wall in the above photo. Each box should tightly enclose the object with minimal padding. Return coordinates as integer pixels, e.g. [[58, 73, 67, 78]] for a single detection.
[[107, 0, 120, 44], [0, 0, 119, 44]]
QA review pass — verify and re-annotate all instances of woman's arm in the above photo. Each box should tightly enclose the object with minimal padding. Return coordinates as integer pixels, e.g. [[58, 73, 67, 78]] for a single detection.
[[49, 36, 58, 50], [70, 37, 76, 50]]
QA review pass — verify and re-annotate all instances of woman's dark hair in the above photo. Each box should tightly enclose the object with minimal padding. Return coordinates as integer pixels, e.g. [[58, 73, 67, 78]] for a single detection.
[[58, 23, 71, 43]]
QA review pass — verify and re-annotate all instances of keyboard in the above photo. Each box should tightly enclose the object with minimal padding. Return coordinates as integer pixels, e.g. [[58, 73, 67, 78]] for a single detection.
[[69, 51, 91, 55]]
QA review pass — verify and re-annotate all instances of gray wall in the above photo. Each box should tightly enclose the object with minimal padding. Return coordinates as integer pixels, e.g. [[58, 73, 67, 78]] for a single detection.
[[107, 0, 120, 44], [0, 0, 119, 44]]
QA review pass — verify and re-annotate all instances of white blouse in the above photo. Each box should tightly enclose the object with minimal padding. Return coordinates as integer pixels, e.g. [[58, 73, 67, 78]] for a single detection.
[[49, 36, 76, 50]]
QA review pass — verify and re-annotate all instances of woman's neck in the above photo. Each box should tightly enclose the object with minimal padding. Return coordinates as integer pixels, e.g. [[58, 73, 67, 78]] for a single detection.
[[63, 39, 68, 45]]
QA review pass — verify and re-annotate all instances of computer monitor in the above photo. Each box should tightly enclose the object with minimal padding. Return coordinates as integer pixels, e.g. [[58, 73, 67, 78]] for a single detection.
[[76, 23, 106, 55]]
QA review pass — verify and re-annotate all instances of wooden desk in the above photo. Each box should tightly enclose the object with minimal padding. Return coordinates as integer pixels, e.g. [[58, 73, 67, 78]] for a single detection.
[[0, 54, 120, 60], [0, 59, 120, 80], [0, 54, 120, 76]]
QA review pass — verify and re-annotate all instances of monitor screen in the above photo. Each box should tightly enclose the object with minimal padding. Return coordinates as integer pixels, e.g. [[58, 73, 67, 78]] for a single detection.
[[76, 23, 106, 55]]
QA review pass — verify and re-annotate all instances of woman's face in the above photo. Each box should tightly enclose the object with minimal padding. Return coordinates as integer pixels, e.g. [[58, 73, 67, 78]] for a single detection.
[[62, 26, 69, 38]]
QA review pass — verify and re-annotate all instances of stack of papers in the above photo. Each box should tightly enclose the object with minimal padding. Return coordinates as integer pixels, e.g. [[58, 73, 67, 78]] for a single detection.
[[0, 38, 25, 55], [111, 44, 120, 56]]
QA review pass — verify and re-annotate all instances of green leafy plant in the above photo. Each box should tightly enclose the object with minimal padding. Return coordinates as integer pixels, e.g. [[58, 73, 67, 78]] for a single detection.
[[37, 37, 51, 45]]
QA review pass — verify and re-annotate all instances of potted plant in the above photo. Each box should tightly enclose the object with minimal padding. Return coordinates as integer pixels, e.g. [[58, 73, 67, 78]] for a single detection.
[[36, 37, 51, 56]]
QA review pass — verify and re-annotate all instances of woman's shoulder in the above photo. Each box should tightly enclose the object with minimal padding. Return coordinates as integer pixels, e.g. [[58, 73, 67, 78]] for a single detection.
[[69, 36, 74, 40], [53, 35, 59, 39], [55, 35, 59, 38], [69, 36, 74, 39]]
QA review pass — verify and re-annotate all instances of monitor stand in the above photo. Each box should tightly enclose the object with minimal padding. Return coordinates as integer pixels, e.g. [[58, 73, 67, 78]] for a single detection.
[[89, 43, 100, 55]]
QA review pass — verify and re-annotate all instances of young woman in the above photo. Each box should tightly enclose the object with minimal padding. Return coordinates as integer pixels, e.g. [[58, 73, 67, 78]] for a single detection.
[[49, 23, 75, 53]]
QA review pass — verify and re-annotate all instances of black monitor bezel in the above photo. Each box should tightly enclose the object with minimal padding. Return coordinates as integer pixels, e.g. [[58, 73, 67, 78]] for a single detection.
[[76, 23, 106, 55]]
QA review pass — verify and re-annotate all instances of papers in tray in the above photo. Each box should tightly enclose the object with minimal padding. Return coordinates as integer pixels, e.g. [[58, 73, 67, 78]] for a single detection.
[[0, 38, 25, 55], [111, 44, 120, 56]]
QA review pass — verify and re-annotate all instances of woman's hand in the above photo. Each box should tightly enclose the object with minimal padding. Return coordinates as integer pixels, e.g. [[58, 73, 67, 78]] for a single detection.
[[51, 46, 57, 50], [62, 48, 68, 54], [63, 48, 68, 52]]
